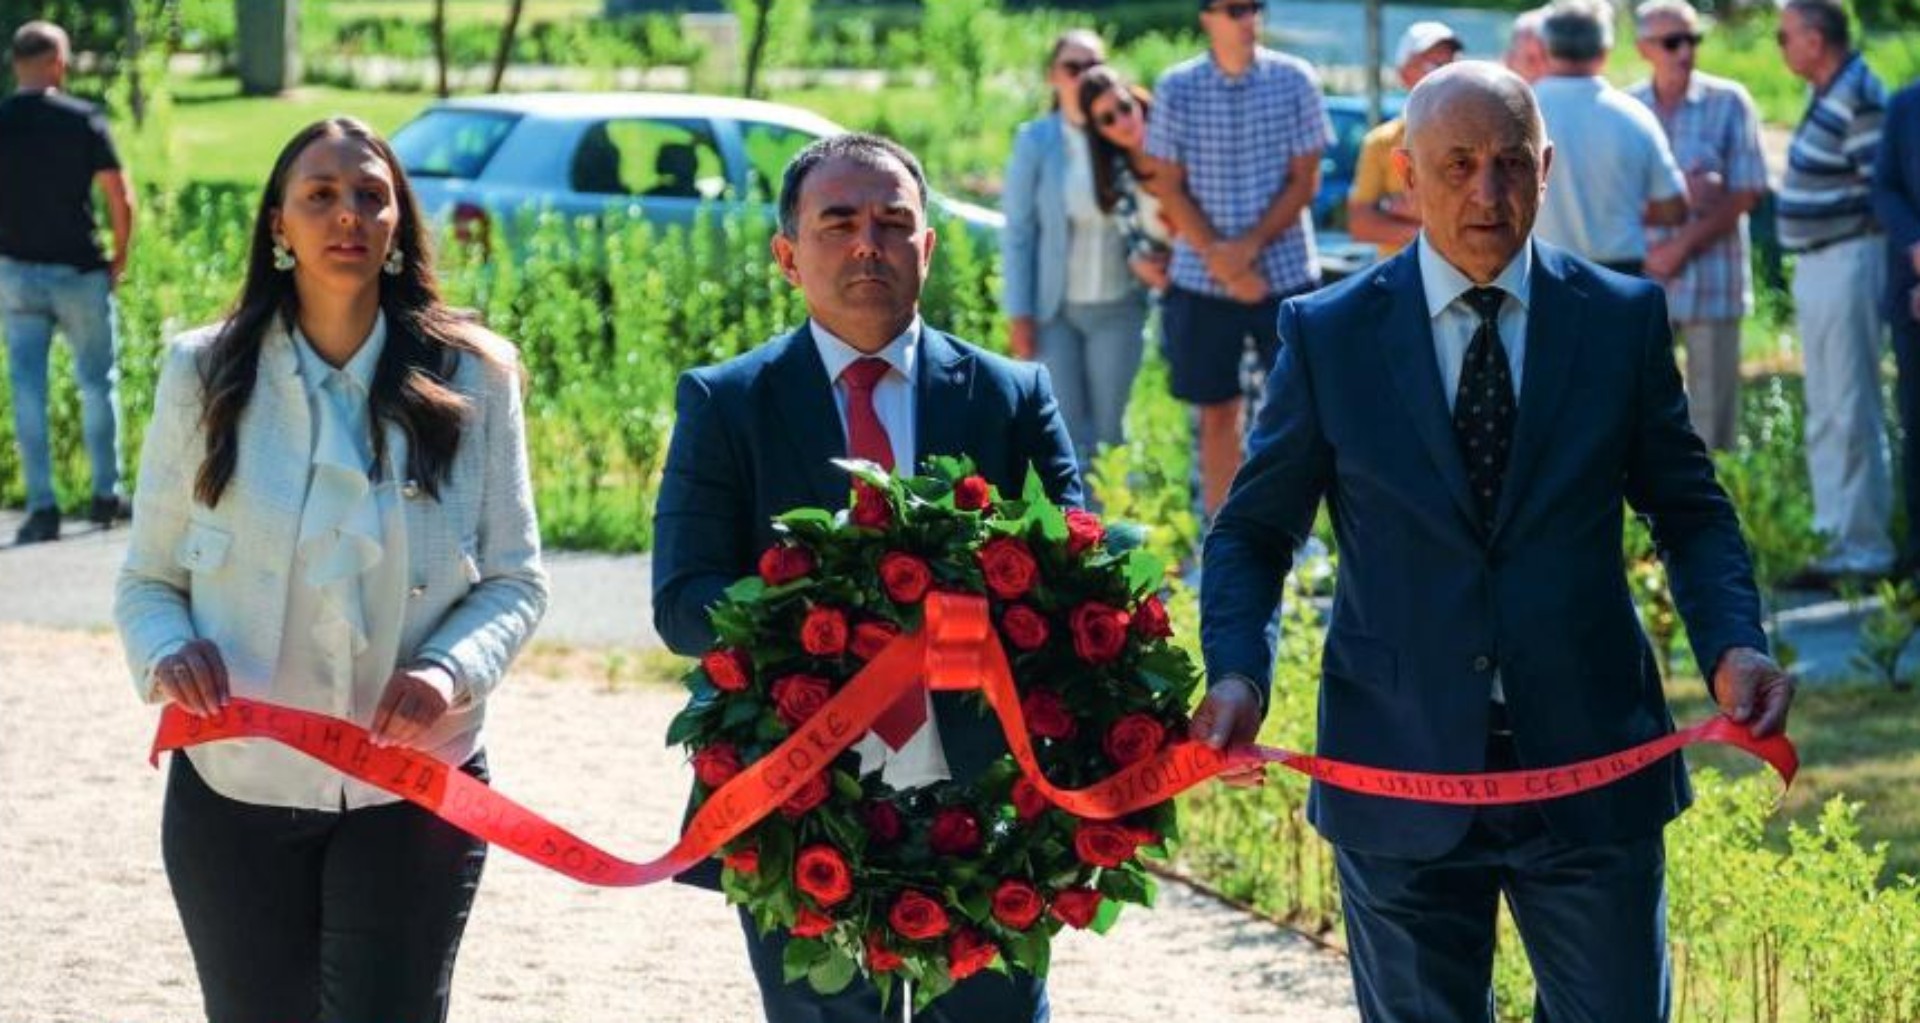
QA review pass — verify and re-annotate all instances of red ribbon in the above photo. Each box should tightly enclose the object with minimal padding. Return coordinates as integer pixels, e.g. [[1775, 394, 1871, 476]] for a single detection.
[[150, 594, 1797, 887]]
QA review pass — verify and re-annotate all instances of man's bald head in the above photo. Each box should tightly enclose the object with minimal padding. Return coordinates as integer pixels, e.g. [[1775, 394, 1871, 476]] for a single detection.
[[1404, 61, 1545, 155]]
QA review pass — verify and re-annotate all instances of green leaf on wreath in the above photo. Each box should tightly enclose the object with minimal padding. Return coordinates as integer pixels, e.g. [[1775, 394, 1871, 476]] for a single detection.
[[1090, 895, 1124, 935], [1124, 549, 1164, 594], [1104, 521, 1148, 556], [808, 951, 859, 994], [724, 575, 770, 604], [664, 703, 712, 747], [775, 507, 838, 531], [832, 457, 894, 492], [1098, 867, 1153, 905], [831, 769, 864, 802], [783, 937, 829, 984], [721, 697, 761, 729], [926, 454, 976, 481]]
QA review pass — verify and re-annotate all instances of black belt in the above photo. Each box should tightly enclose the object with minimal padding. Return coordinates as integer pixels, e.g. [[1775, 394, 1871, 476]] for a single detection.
[[1789, 230, 1881, 256]]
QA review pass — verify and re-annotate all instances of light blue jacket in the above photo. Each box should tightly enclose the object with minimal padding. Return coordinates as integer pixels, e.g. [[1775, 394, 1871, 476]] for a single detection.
[[1000, 113, 1075, 323]]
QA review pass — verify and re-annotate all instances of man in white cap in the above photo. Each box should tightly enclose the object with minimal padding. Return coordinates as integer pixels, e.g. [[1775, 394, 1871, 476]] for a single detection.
[[1348, 21, 1464, 256]]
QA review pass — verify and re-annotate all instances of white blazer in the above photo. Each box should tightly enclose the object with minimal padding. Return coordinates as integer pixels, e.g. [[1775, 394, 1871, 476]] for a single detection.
[[115, 318, 549, 808]]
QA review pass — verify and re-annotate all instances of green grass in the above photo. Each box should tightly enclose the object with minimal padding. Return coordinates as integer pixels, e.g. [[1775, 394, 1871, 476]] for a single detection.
[[1670, 677, 1920, 881], [317, 0, 603, 27], [162, 78, 432, 187]]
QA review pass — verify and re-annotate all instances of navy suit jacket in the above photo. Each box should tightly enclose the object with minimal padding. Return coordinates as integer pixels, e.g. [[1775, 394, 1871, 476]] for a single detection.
[[1200, 240, 1767, 859], [1873, 79, 1920, 323], [652, 322, 1083, 882]]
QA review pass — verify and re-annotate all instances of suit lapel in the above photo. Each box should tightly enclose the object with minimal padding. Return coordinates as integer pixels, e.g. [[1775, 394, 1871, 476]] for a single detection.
[[914, 326, 972, 472], [1492, 243, 1581, 538], [767, 324, 858, 510], [1378, 245, 1481, 534]]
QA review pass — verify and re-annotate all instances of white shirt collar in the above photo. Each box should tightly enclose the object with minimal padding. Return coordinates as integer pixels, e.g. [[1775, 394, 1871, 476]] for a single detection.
[[810, 315, 921, 386], [293, 309, 388, 394], [1417, 236, 1533, 321]]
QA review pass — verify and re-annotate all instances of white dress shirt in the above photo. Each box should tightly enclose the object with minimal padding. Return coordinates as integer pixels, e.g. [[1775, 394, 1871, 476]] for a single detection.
[[809, 317, 951, 789], [1060, 125, 1131, 305], [1418, 237, 1534, 704]]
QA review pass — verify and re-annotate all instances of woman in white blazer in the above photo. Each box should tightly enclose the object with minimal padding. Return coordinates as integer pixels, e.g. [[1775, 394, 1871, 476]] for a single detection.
[[115, 116, 547, 1023]]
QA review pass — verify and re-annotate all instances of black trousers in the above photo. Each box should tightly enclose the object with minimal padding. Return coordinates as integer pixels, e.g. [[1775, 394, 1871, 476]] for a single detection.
[[162, 752, 489, 1023]]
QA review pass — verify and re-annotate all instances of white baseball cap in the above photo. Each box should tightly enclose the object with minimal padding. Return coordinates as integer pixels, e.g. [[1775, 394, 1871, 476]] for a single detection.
[[1394, 21, 1464, 66]]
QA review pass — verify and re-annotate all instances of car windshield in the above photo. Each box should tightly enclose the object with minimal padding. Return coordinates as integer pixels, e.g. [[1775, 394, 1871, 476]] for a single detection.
[[391, 110, 521, 180]]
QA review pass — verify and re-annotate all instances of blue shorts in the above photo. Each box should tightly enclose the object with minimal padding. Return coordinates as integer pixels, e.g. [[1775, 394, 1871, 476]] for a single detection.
[[1160, 285, 1287, 404]]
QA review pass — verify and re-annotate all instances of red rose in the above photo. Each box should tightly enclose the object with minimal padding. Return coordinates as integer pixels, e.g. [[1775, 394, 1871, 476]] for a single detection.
[[851, 482, 892, 529], [1069, 601, 1131, 664], [800, 606, 849, 657], [758, 544, 815, 586], [1074, 820, 1143, 868], [791, 906, 834, 938], [780, 772, 830, 819], [990, 879, 1044, 930], [1050, 887, 1103, 929], [700, 648, 750, 692], [1065, 509, 1105, 555], [948, 928, 1001, 980], [1103, 713, 1167, 767], [1131, 594, 1173, 639], [722, 846, 759, 874], [878, 552, 933, 604], [771, 673, 832, 729], [691, 742, 742, 788], [1000, 604, 1051, 651], [863, 801, 904, 845], [928, 807, 982, 857], [865, 932, 904, 972], [850, 620, 901, 662], [1011, 777, 1050, 822], [1021, 689, 1077, 740], [954, 475, 993, 511], [795, 844, 854, 908], [888, 890, 951, 940], [977, 536, 1040, 600]]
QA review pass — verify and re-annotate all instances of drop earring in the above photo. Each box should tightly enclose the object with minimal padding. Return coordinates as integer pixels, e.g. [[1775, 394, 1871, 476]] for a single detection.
[[272, 240, 296, 271], [383, 247, 404, 276]]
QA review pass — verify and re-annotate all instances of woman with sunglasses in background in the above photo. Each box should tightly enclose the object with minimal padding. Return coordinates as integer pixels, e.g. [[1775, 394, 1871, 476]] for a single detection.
[[1002, 29, 1150, 471], [1078, 65, 1175, 293]]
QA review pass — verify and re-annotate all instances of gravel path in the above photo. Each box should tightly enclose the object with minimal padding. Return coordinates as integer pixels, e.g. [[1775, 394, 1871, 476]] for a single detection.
[[0, 623, 1357, 1022]]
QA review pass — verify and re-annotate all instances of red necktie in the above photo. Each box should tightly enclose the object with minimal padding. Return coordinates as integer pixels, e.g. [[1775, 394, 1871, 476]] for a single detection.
[[840, 357, 925, 747], [840, 357, 896, 472]]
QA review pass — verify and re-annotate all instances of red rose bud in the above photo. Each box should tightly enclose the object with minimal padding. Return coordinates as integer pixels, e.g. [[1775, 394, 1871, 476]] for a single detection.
[[851, 482, 893, 529], [977, 536, 1040, 600], [770, 673, 832, 729], [990, 880, 1044, 930], [1050, 887, 1103, 929], [1021, 689, 1077, 740], [722, 846, 759, 874], [700, 648, 750, 692], [928, 807, 982, 857], [954, 475, 993, 511], [999, 604, 1051, 651], [878, 552, 933, 604], [1103, 713, 1167, 767], [1131, 594, 1173, 639], [863, 800, 905, 845], [757, 544, 815, 585], [791, 906, 834, 938], [795, 844, 854, 908], [865, 932, 904, 972], [1011, 777, 1050, 821], [800, 606, 850, 657], [1065, 509, 1105, 555], [948, 928, 1001, 980], [779, 772, 830, 819], [1069, 601, 1131, 664], [850, 620, 901, 662], [691, 743, 743, 788], [1073, 820, 1143, 868], [888, 890, 951, 940]]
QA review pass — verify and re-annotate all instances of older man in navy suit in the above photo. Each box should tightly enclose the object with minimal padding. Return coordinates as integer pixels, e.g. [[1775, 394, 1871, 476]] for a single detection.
[[651, 134, 1077, 1022], [1194, 63, 1793, 1020]]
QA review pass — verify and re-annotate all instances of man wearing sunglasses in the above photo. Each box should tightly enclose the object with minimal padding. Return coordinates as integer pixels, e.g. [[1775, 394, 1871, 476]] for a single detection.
[[1626, 0, 1767, 453], [1143, 0, 1333, 521]]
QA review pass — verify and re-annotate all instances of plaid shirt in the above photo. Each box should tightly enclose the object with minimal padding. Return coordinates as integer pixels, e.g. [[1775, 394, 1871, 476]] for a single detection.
[[1145, 48, 1333, 298], [1629, 72, 1769, 321]]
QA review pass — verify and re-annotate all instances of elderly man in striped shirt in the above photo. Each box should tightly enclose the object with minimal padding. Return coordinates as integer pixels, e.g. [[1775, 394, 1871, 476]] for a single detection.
[[1777, 0, 1894, 586]]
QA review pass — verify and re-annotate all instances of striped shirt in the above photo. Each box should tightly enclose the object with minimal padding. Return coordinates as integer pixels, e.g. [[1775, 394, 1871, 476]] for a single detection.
[[1778, 53, 1885, 251], [1145, 47, 1333, 298], [1629, 72, 1769, 321]]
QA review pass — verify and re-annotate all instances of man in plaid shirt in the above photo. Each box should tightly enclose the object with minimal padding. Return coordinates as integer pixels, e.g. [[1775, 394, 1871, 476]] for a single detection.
[[1145, 0, 1331, 519], [1629, 0, 1768, 451]]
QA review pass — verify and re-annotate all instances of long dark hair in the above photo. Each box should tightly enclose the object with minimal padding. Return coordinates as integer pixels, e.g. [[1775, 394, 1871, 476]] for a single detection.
[[1077, 66, 1155, 214], [194, 116, 509, 507]]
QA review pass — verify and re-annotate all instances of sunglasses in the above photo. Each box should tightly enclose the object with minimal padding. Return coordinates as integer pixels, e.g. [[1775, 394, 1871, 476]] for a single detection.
[[1652, 31, 1704, 51], [1057, 58, 1103, 76], [1210, 1, 1266, 20], [1095, 97, 1139, 128]]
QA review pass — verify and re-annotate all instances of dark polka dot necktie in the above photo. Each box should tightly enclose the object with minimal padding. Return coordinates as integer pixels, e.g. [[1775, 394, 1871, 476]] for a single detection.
[[1452, 286, 1515, 534]]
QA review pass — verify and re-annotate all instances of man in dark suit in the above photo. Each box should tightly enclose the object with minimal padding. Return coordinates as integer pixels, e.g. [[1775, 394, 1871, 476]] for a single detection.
[[651, 133, 1077, 1022], [1872, 78, 1920, 577], [1193, 63, 1793, 1020]]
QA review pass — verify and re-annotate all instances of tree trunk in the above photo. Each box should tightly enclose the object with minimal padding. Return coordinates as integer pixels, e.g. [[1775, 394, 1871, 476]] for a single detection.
[[122, 0, 146, 128], [488, 0, 526, 94], [741, 0, 774, 99], [432, 0, 449, 98]]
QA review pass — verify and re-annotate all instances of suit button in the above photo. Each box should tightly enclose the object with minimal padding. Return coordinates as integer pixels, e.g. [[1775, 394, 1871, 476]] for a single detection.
[[401, 479, 421, 500], [1472, 654, 1494, 672], [408, 584, 427, 599]]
